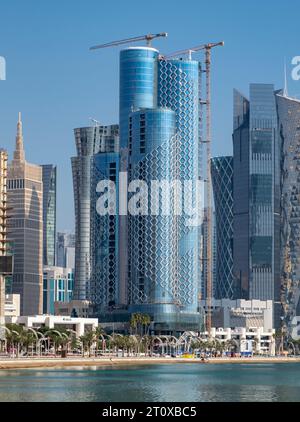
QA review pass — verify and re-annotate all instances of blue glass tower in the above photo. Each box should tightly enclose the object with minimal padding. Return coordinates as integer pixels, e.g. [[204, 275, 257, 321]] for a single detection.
[[90, 151, 120, 314], [233, 84, 280, 309], [118, 47, 202, 332]]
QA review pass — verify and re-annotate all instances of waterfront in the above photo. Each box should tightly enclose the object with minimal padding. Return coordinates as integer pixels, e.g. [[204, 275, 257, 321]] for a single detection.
[[0, 363, 300, 402]]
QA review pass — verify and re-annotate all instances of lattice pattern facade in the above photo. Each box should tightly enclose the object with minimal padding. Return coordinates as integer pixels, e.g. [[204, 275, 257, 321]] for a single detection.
[[211, 156, 234, 299]]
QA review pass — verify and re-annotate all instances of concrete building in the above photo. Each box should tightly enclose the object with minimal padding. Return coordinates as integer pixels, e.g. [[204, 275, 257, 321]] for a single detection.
[[43, 266, 74, 314], [200, 326, 275, 356], [41, 165, 56, 267], [54, 299, 91, 318], [7, 113, 43, 315], [4, 294, 20, 317], [5, 315, 98, 338], [200, 298, 273, 331]]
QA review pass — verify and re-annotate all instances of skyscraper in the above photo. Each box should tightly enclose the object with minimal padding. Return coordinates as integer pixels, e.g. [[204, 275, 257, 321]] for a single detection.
[[211, 156, 234, 299], [90, 132, 120, 315], [7, 113, 43, 315], [276, 92, 300, 334], [71, 125, 119, 301], [118, 47, 202, 331], [56, 231, 75, 269], [0, 150, 8, 325], [233, 85, 280, 309], [41, 165, 56, 266]]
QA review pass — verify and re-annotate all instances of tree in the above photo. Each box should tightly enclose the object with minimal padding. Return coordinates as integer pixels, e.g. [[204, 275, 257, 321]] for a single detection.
[[130, 313, 151, 336]]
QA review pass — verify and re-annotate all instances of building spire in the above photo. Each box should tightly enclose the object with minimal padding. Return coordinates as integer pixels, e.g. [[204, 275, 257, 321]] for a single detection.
[[13, 112, 25, 162], [283, 58, 288, 97]]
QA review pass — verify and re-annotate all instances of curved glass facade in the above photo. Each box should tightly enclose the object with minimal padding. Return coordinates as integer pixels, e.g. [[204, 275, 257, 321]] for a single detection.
[[158, 58, 200, 315], [119, 47, 158, 149], [211, 156, 234, 299], [128, 108, 179, 317]]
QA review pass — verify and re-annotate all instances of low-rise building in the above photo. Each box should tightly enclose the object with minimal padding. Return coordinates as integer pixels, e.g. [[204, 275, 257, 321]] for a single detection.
[[5, 315, 98, 337], [4, 294, 20, 317], [200, 326, 275, 356], [200, 299, 273, 331], [54, 299, 91, 318]]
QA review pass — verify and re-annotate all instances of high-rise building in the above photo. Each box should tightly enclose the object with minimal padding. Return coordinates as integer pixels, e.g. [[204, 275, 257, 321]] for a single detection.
[[211, 156, 234, 299], [0, 149, 8, 326], [276, 92, 300, 334], [7, 113, 43, 315], [201, 208, 216, 300], [41, 165, 56, 266], [118, 47, 202, 331], [56, 231, 75, 269], [233, 85, 280, 311], [43, 266, 74, 314], [90, 132, 120, 315], [71, 125, 119, 300]]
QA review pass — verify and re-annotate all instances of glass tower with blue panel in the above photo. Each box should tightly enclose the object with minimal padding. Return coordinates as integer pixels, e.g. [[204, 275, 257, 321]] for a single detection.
[[233, 84, 280, 319], [90, 151, 120, 315], [118, 47, 202, 332]]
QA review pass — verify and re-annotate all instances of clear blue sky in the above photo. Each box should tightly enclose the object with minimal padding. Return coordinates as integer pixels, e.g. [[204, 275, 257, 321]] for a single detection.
[[0, 0, 299, 231]]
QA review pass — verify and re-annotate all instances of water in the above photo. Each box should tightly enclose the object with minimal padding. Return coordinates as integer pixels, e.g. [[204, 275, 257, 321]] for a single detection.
[[0, 363, 300, 402]]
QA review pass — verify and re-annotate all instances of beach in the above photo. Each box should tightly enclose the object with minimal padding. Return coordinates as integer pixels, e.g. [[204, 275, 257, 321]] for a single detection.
[[0, 356, 299, 370]]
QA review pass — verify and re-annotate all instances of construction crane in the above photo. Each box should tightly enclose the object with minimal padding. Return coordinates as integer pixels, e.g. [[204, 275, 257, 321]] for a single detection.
[[90, 32, 168, 51], [164, 41, 224, 336]]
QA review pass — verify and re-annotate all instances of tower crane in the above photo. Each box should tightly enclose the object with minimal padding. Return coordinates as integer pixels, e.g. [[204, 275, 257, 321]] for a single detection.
[[163, 41, 224, 336], [90, 32, 168, 51]]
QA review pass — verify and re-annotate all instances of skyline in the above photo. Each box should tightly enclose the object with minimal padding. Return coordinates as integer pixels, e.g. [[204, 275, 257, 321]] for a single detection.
[[1, 0, 300, 231]]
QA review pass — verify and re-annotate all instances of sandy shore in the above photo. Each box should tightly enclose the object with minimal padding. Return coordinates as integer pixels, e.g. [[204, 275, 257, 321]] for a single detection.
[[0, 356, 300, 369]]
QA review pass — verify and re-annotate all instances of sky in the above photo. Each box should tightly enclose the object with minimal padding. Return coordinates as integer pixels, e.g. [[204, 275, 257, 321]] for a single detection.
[[0, 0, 300, 231]]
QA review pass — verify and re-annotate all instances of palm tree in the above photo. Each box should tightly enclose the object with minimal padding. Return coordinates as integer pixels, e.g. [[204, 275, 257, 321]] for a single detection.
[[130, 313, 151, 336]]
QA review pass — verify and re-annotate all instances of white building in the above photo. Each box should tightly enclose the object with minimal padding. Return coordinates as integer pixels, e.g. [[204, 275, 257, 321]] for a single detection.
[[4, 294, 20, 317], [201, 326, 275, 356], [5, 315, 98, 337]]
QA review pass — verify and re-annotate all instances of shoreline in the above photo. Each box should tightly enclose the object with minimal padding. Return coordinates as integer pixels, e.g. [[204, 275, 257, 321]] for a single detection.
[[0, 356, 300, 370]]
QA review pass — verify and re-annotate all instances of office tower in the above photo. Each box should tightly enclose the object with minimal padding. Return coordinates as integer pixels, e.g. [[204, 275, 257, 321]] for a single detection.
[[71, 124, 119, 300], [43, 266, 74, 314], [41, 165, 56, 266], [233, 85, 280, 307], [118, 47, 159, 305], [211, 156, 234, 299], [90, 133, 120, 315], [127, 108, 179, 323], [119, 47, 202, 331], [0, 150, 8, 326], [201, 208, 216, 300], [56, 232, 75, 269], [7, 113, 43, 315], [276, 92, 300, 334]]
